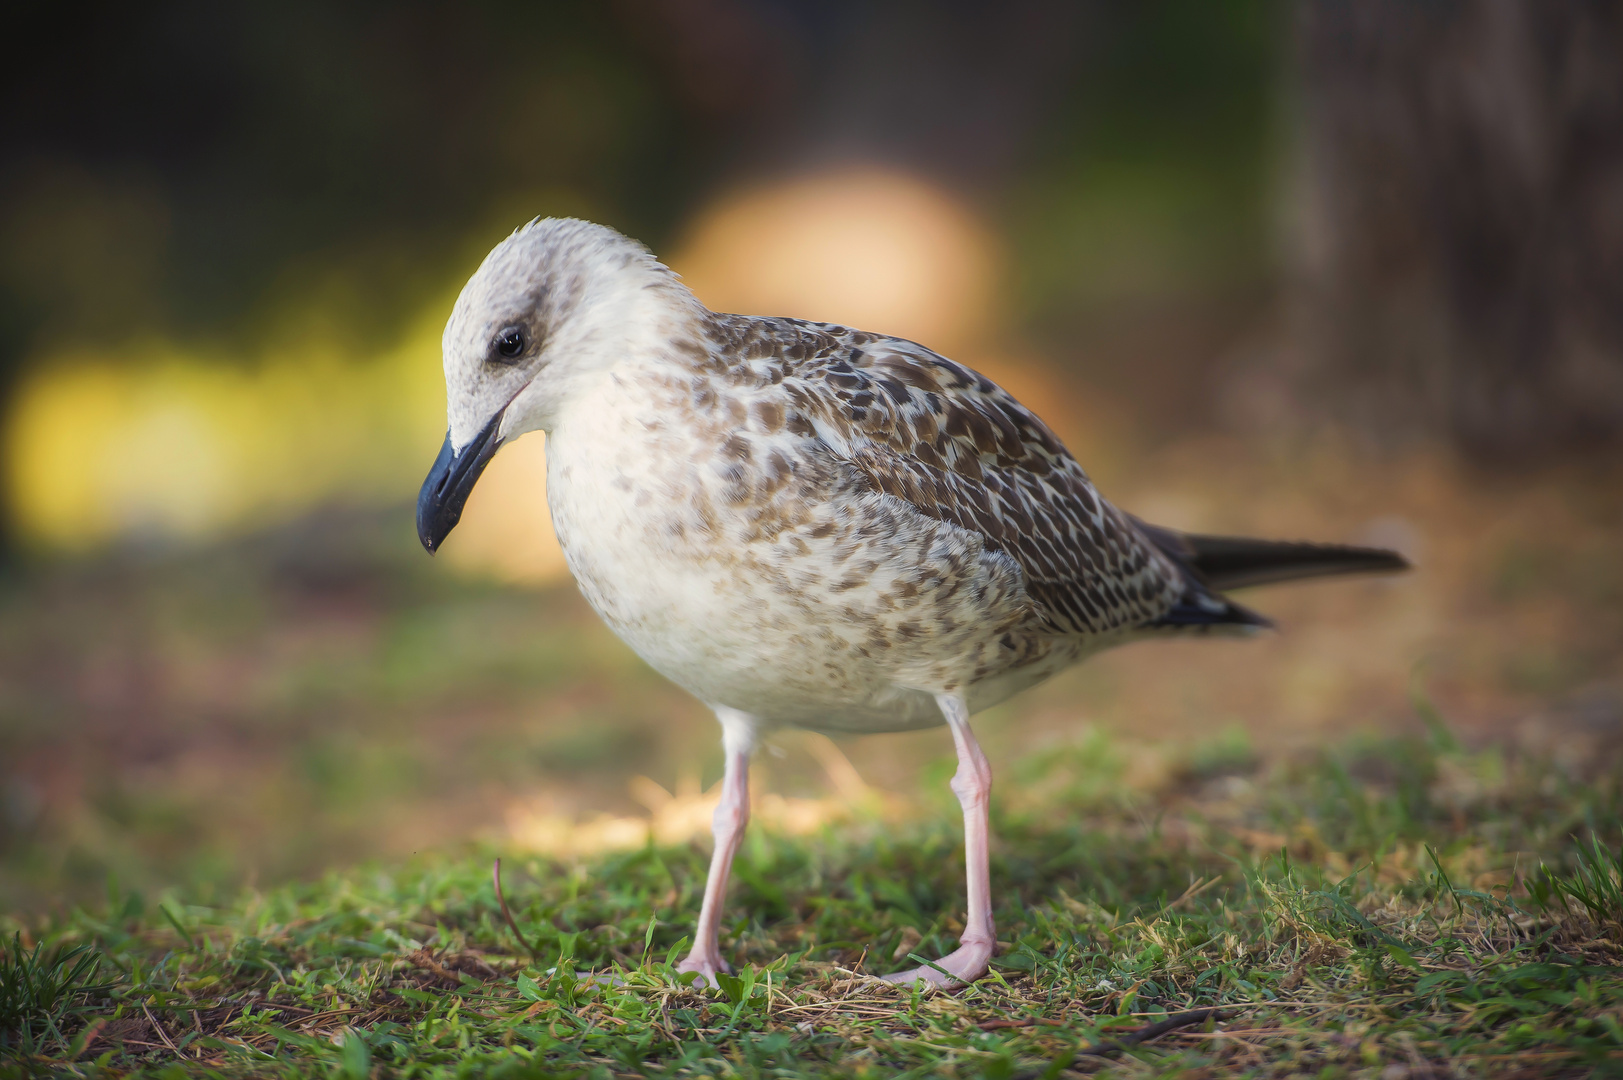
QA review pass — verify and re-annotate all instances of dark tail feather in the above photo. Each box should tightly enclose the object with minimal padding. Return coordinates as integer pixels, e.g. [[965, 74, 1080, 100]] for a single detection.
[[1148, 592, 1275, 631], [1133, 519, 1412, 591]]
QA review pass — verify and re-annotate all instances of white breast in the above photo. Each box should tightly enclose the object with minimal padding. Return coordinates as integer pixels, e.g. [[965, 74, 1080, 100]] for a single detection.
[[542, 359, 1059, 732]]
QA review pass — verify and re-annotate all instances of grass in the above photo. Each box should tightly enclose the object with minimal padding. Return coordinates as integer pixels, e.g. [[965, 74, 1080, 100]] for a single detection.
[[3, 717, 1622, 1078], [0, 933, 115, 1059]]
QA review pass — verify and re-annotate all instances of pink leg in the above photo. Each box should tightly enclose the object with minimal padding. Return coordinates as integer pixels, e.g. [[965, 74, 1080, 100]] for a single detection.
[[884, 693, 996, 988], [677, 708, 755, 987]]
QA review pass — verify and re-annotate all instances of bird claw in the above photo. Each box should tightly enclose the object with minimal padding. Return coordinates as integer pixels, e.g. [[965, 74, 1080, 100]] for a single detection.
[[675, 953, 733, 989], [880, 941, 993, 989]]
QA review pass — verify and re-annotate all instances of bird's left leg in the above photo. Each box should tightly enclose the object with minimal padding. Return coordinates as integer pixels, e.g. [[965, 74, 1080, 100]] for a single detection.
[[883, 692, 996, 988], [676, 707, 755, 988]]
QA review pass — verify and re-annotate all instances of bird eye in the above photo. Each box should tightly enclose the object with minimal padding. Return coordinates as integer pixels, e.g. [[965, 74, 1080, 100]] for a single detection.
[[493, 326, 527, 361]]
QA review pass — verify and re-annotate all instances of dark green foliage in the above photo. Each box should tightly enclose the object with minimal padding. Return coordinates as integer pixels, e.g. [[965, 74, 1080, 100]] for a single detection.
[[0, 932, 113, 1056], [1530, 835, 1623, 931]]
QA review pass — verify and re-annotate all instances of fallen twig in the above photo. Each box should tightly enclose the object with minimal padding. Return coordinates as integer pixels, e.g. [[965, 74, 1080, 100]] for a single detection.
[[407, 949, 460, 983], [493, 858, 542, 962], [1159, 875, 1223, 915], [978, 1016, 1066, 1030], [142, 1003, 184, 1058], [1008, 1007, 1230, 1075], [1082, 1008, 1228, 1056]]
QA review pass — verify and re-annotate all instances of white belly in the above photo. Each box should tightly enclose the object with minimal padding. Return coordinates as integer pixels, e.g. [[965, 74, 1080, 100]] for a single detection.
[[540, 368, 1072, 732]]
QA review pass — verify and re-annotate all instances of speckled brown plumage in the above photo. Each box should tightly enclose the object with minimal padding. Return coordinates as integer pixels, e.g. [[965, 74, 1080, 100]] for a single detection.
[[698, 313, 1188, 638]]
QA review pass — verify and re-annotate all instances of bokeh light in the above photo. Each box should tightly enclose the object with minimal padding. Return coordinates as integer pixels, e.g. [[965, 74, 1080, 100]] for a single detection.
[[3, 323, 446, 550], [672, 168, 999, 353]]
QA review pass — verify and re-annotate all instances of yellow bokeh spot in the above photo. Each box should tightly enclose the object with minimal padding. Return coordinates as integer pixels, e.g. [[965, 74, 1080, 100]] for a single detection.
[[3, 313, 450, 550]]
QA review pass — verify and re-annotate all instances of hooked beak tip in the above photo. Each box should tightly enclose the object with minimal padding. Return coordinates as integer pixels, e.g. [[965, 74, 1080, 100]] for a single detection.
[[417, 412, 504, 554]]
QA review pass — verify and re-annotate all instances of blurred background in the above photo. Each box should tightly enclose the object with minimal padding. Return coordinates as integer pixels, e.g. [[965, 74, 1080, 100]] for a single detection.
[[1, 0, 1620, 912]]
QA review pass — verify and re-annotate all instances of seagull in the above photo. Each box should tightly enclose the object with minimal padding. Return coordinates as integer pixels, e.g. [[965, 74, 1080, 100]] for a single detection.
[[417, 217, 1408, 988]]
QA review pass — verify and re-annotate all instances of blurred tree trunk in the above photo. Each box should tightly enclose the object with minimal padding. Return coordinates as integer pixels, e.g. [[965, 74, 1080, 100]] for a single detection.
[[1287, 0, 1623, 460]]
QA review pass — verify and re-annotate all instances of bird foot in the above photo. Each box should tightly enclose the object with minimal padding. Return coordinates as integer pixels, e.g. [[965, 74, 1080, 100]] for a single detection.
[[881, 939, 994, 989], [676, 952, 733, 990]]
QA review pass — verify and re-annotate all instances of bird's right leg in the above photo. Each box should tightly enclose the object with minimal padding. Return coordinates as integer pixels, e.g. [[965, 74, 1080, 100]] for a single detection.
[[676, 707, 755, 988], [883, 692, 996, 987]]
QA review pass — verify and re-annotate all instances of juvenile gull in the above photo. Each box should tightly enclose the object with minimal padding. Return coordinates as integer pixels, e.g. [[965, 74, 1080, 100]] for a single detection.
[[417, 217, 1408, 988]]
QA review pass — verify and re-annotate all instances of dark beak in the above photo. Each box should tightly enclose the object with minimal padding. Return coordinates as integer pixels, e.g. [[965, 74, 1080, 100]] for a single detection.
[[417, 411, 504, 553]]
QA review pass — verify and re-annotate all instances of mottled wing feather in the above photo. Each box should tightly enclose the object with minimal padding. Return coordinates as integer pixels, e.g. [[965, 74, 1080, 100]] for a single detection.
[[704, 314, 1185, 636]]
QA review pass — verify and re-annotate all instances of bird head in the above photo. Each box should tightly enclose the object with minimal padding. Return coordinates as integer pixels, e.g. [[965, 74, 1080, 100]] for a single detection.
[[416, 217, 695, 554]]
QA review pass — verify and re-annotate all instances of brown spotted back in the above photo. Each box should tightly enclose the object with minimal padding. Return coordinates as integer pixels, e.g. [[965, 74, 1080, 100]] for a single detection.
[[702, 313, 1185, 637]]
